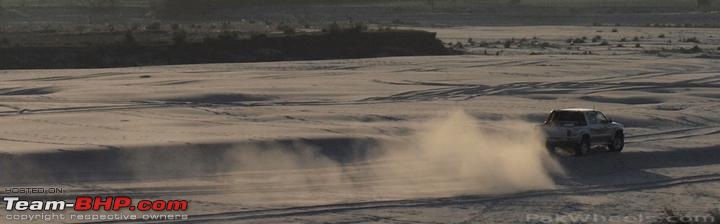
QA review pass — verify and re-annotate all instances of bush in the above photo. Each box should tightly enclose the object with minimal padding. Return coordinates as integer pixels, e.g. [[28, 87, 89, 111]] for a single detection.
[[658, 34, 666, 38], [172, 29, 188, 45], [503, 40, 512, 48], [616, 44, 624, 47], [683, 37, 700, 43], [349, 22, 368, 32], [611, 28, 618, 32], [216, 31, 237, 41], [592, 35, 602, 43], [599, 41, 609, 46], [277, 24, 296, 35], [325, 22, 342, 33], [147, 22, 161, 31], [323, 22, 368, 34], [566, 37, 585, 44], [122, 30, 136, 45], [691, 45, 702, 52]]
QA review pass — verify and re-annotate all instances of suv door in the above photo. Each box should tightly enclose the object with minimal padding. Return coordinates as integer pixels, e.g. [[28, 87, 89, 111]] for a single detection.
[[589, 111, 612, 143], [596, 112, 614, 140]]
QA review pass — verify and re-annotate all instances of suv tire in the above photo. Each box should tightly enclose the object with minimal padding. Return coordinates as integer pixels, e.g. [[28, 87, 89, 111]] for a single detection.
[[608, 131, 624, 152], [574, 136, 590, 157]]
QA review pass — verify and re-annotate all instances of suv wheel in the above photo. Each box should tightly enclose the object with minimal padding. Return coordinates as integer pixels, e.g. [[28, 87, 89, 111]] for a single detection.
[[608, 131, 624, 152], [574, 136, 590, 157]]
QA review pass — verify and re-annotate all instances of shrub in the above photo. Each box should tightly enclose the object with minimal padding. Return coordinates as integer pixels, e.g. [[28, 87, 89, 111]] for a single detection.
[[635, 43, 641, 48], [122, 30, 136, 45], [599, 41, 609, 46], [172, 29, 188, 45], [216, 31, 237, 41], [454, 41, 464, 48], [147, 22, 161, 31], [277, 24, 296, 35], [658, 34, 666, 38], [683, 37, 700, 43], [566, 38, 585, 44], [349, 22, 368, 32], [503, 40, 512, 48], [616, 44, 624, 47], [691, 45, 702, 52], [611, 28, 618, 32], [592, 35, 602, 42], [325, 22, 342, 33]]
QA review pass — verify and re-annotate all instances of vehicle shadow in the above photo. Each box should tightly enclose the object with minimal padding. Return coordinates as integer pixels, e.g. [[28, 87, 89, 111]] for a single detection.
[[552, 145, 720, 186]]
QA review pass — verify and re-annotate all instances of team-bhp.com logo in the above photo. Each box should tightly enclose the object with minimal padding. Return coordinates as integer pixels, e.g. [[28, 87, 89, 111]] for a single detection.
[[4, 197, 188, 211]]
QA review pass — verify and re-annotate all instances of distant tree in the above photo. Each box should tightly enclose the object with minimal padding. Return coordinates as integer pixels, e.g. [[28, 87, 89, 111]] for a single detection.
[[277, 24, 296, 35], [508, 0, 522, 5], [697, 0, 712, 10], [325, 22, 342, 33], [86, 0, 117, 8], [123, 30, 136, 46], [152, 0, 215, 19], [172, 29, 187, 45], [349, 22, 368, 32]]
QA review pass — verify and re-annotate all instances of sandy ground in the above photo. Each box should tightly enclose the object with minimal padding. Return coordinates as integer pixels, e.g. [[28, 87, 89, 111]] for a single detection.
[[1, 26, 719, 223]]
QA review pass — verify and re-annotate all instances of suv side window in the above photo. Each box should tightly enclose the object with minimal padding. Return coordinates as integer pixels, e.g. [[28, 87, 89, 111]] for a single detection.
[[596, 112, 610, 123], [587, 112, 598, 125], [551, 111, 587, 126]]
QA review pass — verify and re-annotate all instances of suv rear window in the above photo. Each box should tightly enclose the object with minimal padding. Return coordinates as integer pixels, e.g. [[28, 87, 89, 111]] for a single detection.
[[547, 111, 587, 126]]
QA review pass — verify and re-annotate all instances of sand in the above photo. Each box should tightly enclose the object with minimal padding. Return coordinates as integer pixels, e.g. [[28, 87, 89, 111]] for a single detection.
[[0, 26, 719, 223]]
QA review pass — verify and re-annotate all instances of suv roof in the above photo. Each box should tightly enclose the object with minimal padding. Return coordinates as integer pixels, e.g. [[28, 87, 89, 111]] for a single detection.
[[554, 108, 597, 112]]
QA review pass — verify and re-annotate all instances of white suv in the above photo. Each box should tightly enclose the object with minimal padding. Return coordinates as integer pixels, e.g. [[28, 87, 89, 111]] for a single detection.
[[540, 109, 625, 156]]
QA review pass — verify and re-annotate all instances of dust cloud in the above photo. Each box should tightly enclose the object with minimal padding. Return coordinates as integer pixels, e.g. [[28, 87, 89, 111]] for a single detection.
[[377, 109, 564, 195], [219, 109, 564, 199]]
